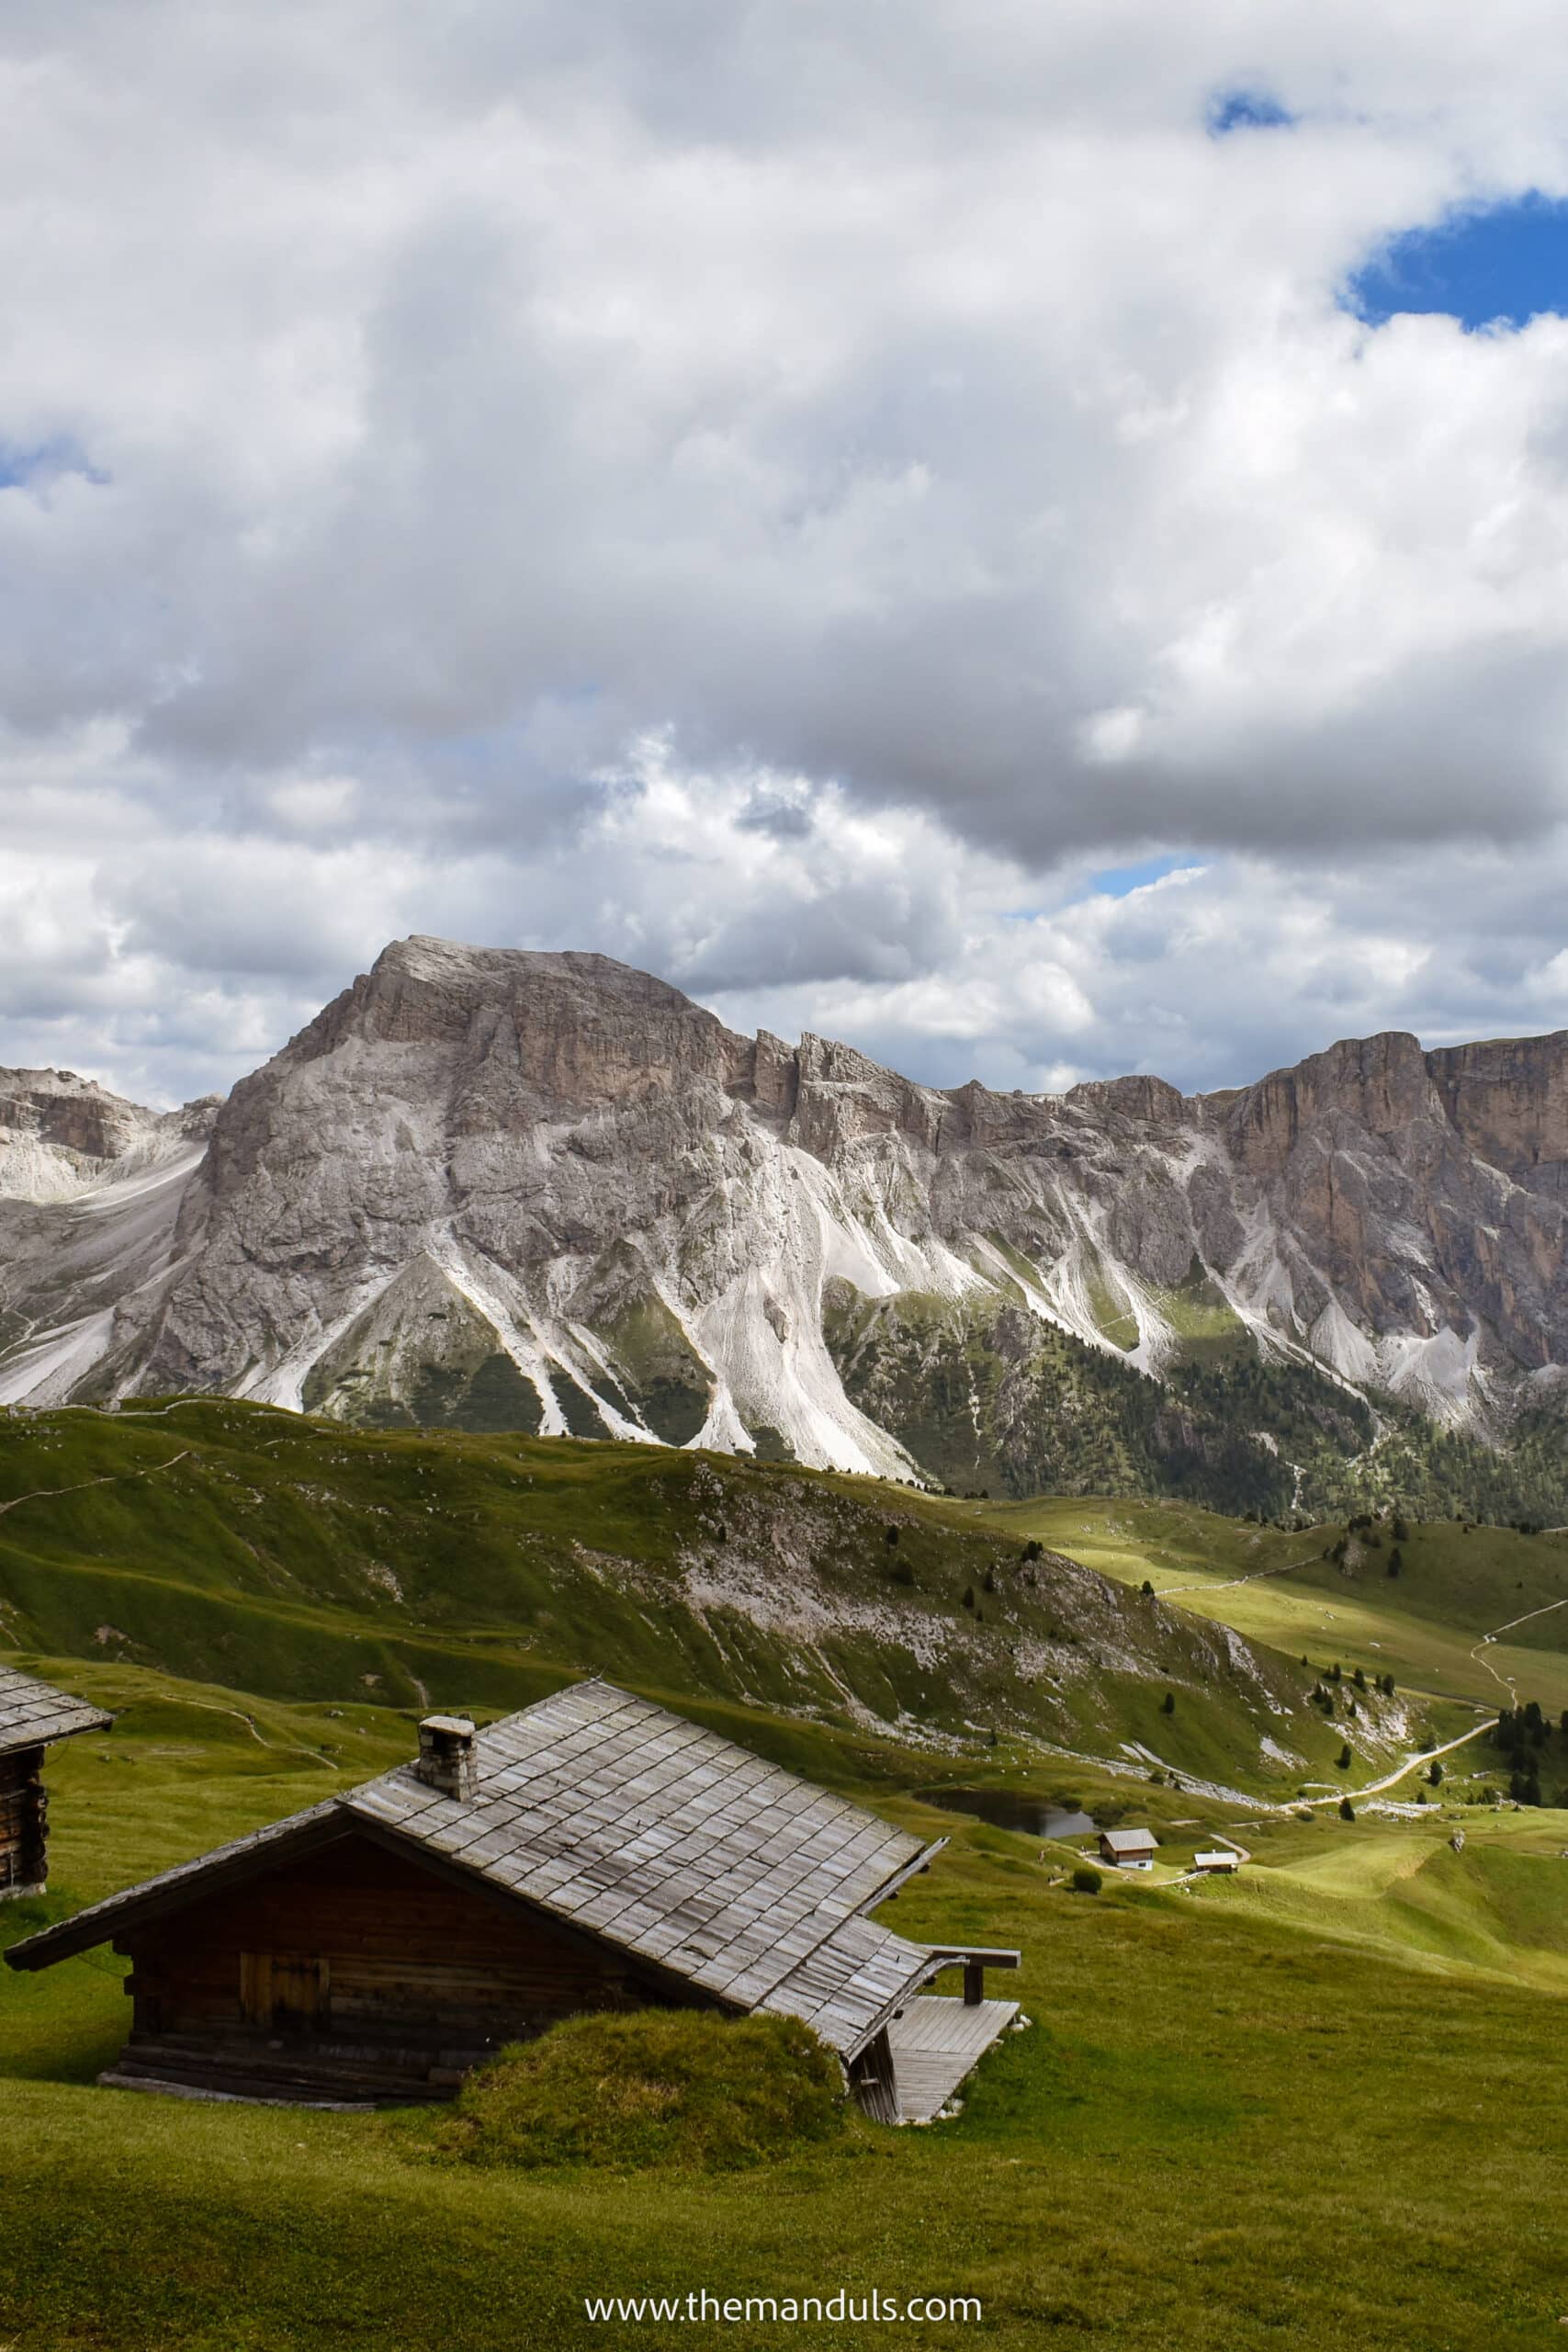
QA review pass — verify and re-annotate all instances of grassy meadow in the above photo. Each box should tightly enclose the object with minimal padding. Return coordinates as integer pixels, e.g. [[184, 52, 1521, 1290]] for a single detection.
[[965, 1491, 1568, 1722], [2, 1670, 1567, 2350], [0, 1402, 1565, 2348]]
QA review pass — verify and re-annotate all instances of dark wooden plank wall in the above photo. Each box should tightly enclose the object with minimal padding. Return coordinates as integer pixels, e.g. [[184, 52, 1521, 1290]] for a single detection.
[[0, 1748, 46, 1894], [114, 1832, 695, 2095]]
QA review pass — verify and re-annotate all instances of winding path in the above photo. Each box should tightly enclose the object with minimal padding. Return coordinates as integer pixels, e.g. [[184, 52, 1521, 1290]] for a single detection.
[[1335, 1717, 1491, 1802], [1468, 1594, 1568, 1699], [0, 1451, 191, 1518], [1155, 1550, 1325, 1600], [1140, 1536, 1566, 1804]]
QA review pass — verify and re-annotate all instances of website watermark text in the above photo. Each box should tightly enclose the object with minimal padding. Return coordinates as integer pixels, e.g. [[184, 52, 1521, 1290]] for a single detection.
[[584, 2289, 980, 2324]]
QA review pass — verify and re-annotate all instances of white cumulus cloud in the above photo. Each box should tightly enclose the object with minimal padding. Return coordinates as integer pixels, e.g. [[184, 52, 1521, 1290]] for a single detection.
[[3, 2, 1568, 1100]]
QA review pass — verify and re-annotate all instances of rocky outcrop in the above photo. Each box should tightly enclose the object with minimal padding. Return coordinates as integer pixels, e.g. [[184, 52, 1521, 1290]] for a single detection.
[[0, 1069, 216, 1203], [3, 937, 1567, 1476], [1427, 1032, 1568, 1195], [0, 1076, 220, 1408]]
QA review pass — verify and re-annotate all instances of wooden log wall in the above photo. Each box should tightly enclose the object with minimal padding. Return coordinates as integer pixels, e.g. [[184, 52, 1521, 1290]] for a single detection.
[[113, 1830, 696, 2098], [0, 1747, 47, 1895]]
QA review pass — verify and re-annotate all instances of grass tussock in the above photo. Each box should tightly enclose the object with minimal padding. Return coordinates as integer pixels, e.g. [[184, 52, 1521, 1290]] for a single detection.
[[431, 2010, 846, 2172]]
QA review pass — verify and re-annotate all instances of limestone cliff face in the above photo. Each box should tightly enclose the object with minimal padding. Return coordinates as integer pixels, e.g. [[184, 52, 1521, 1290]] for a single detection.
[[0, 1068, 213, 1202], [0, 1075, 219, 1407], [1427, 1032, 1568, 1194], [3, 936, 1567, 1471], [1213, 1032, 1568, 1381]]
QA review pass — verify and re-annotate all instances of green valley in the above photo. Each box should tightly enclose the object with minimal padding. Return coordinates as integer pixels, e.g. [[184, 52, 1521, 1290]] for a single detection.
[[973, 1492, 1568, 1725]]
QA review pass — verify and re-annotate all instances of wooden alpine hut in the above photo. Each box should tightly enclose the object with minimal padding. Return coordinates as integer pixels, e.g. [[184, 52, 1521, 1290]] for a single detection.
[[1099, 1826, 1157, 1871], [6, 1679, 1019, 2120], [1, 1663, 111, 1898]]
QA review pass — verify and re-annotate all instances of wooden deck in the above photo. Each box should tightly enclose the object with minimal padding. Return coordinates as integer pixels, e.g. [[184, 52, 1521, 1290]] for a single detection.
[[888, 1995, 1019, 2122]]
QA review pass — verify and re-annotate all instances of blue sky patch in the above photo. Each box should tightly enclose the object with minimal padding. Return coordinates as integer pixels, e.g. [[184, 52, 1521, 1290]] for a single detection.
[[0, 436, 107, 492], [1349, 194, 1568, 330], [1207, 90, 1294, 137], [1088, 854, 1189, 898]]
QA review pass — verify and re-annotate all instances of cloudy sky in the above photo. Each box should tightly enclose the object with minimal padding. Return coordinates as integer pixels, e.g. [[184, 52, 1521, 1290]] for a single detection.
[[6, 1, 1568, 1105]]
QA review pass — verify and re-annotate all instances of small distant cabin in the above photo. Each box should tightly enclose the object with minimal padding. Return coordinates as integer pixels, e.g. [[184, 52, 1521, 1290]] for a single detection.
[[0, 1665, 111, 1899], [1192, 1849, 1240, 1876], [1099, 1826, 1157, 1871], [7, 1680, 1019, 2122]]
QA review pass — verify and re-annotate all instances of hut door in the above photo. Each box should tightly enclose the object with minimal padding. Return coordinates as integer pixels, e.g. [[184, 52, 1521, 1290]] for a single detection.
[[241, 1952, 328, 2030]]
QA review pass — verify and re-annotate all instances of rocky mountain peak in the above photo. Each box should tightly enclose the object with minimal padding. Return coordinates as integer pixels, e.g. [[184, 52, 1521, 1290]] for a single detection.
[[5, 940, 1568, 1514], [277, 934, 751, 1112]]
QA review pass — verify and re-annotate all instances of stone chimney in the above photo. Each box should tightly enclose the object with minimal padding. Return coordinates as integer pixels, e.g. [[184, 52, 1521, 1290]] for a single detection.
[[414, 1714, 478, 1801]]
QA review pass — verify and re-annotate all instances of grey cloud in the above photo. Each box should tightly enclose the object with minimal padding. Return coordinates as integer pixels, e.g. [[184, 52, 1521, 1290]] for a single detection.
[[6, 2, 1568, 1098], [734, 792, 815, 841]]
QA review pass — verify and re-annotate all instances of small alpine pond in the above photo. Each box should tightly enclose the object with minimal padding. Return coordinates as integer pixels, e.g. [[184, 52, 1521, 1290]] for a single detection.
[[919, 1787, 1098, 1838]]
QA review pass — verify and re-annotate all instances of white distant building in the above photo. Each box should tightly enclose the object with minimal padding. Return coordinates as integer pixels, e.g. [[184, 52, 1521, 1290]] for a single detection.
[[1192, 1849, 1240, 1875], [1099, 1826, 1157, 1871]]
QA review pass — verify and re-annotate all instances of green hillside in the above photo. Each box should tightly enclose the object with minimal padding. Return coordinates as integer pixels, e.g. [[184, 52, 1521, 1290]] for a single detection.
[[825, 1284, 1377, 1515], [0, 1399, 1361, 1794], [971, 1492, 1568, 1728], [1205, 1814, 1568, 1987]]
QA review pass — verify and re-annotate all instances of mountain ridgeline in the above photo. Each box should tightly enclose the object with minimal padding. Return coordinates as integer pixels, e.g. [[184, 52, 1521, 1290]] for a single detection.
[[4, 936, 1568, 1523]]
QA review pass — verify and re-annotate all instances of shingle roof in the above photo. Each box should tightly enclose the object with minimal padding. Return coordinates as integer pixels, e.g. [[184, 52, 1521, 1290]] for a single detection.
[[760, 1911, 932, 2052], [5, 1679, 941, 2056], [0, 1663, 112, 1758], [1100, 1826, 1157, 1853]]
